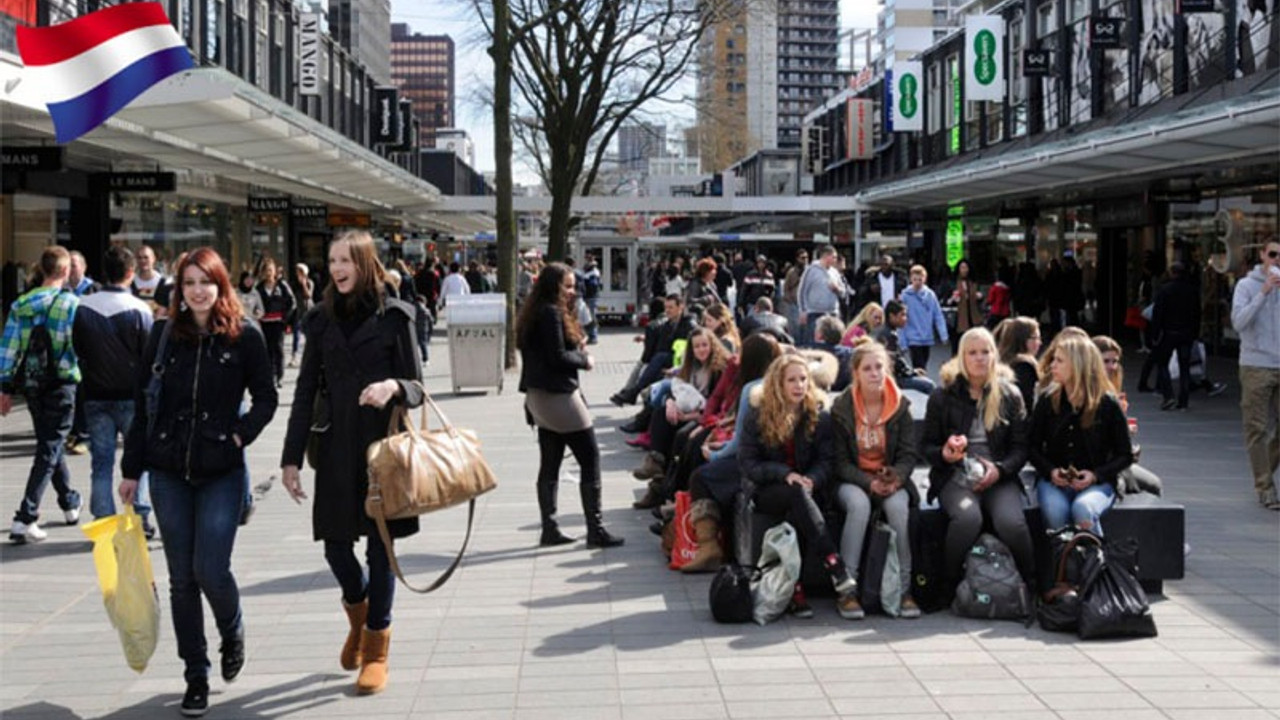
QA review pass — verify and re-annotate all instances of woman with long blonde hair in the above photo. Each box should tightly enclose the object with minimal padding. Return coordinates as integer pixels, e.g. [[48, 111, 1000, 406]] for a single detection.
[[1029, 334, 1132, 535], [841, 302, 884, 347], [922, 327, 1034, 591], [739, 354, 855, 618]]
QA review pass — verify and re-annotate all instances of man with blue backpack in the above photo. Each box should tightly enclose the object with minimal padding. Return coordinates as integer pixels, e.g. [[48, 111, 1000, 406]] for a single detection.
[[0, 246, 84, 543]]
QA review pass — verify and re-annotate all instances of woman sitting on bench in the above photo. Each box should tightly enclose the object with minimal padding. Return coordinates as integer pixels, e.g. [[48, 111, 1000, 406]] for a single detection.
[[1029, 333, 1133, 536], [1093, 335, 1162, 496], [830, 341, 921, 619], [923, 327, 1035, 594], [739, 354, 856, 618]]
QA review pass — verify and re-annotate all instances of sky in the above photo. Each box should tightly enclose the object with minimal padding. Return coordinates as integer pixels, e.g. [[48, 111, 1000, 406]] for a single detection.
[[391, 0, 883, 182]]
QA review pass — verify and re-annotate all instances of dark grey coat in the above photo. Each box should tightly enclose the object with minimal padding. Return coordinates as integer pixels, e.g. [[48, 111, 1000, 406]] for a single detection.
[[281, 298, 424, 542]]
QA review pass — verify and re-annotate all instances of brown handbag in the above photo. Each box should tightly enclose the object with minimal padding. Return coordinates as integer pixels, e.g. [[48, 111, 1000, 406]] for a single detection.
[[365, 388, 498, 593]]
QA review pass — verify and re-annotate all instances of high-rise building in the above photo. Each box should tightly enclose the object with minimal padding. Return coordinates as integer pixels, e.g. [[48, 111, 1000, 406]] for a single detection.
[[390, 23, 454, 150], [879, 0, 968, 69], [329, 0, 391, 86], [696, 0, 841, 170], [617, 124, 667, 172]]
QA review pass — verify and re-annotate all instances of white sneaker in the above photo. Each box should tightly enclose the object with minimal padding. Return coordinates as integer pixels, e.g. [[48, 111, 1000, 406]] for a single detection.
[[63, 506, 81, 525], [10, 520, 48, 544]]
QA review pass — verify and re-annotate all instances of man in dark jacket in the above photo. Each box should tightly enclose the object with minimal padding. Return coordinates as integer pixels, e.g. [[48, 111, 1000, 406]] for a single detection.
[[1148, 262, 1201, 410], [72, 246, 155, 531], [737, 256, 776, 318], [610, 295, 694, 406], [740, 297, 792, 345], [874, 300, 936, 395]]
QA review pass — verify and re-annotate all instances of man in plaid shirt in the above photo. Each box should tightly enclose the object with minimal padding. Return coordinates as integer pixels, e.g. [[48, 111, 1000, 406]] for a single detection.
[[0, 246, 84, 543]]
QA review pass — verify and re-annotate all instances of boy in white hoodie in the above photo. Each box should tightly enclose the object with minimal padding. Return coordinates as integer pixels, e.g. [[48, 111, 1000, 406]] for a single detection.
[[1231, 238, 1280, 509]]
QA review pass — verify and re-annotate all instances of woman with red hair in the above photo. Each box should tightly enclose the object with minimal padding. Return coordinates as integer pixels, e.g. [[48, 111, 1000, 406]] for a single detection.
[[122, 247, 278, 717]]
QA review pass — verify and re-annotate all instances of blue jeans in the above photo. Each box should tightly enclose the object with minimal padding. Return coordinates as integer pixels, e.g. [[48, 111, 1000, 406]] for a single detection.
[[897, 373, 937, 395], [150, 468, 244, 682], [85, 400, 151, 520], [1037, 479, 1116, 536], [324, 529, 395, 631], [585, 298, 599, 342], [15, 384, 81, 523]]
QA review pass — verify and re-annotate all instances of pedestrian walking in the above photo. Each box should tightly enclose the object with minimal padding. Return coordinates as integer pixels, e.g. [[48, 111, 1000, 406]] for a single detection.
[[255, 257, 295, 388], [289, 262, 314, 367], [517, 262, 624, 549], [0, 246, 84, 543], [279, 230, 425, 696], [1144, 262, 1199, 411], [900, 265, 949, 373], [121, 247, 277, 716], [72, 246, 155, 533], [797, 245, 846, 331], [1231, 237, 1280, 509], [131, 244, 172, 316]]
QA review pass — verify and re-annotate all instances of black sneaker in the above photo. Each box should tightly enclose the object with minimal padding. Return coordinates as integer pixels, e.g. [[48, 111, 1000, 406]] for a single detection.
[[220, 625, 244, 683], [824, 554, 856, 595], [180, 678, 209, 717], [788, 584, 814, 619]]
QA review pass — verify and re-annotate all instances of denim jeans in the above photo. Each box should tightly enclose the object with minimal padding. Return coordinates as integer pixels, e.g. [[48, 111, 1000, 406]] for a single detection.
[[1036, 479, 1116, 536], [897, 373, 937, 395], [85, 400, 151, 520], [15, 384, 81, 523], [150, 468, 244, 682], [324, 530, 395, 631]]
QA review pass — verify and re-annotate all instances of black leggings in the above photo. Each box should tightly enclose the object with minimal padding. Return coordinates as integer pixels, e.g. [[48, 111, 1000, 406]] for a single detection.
[[753, 482, 838, 560], [535, 427, 604, 531], [939, 479, 1034, 583], [261, 321, 286, 382]]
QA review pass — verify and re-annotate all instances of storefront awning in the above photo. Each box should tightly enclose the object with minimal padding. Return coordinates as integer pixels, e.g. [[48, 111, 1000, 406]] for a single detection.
[[855, 88, 1280, 211], [1, 59, 492, 235]]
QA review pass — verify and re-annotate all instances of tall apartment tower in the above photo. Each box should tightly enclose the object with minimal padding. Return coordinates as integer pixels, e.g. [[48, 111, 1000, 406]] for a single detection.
[[390, 24, 455, 150], [697, 0, 840, 170], [617, 123, 667, 172], [879, 0, 967, 68], [776, 0, 841, 148], [329, 0, 392, 85]]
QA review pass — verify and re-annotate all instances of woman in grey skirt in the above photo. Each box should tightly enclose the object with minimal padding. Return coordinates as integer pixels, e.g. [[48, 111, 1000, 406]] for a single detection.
[[517, 262, 624, 548]]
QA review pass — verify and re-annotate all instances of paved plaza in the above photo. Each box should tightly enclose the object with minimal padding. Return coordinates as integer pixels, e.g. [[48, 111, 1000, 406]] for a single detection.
[[0, 327, 1276, 720]]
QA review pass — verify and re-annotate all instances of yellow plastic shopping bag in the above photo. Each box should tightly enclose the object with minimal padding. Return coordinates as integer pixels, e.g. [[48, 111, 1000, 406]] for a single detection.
[[82, 506, 160, 672]]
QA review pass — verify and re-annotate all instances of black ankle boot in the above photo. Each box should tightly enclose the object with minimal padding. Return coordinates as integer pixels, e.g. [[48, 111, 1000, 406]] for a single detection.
[[220, 622, 244, 683], [539, 526, 575, 546], [586, 528, 625, 548]]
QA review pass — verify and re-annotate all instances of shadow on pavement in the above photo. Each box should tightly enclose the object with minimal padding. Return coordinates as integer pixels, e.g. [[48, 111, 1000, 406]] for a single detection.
[[0, 538, 92, 565], [0, 440, 38, 458], [527, 609, 807, 657], [1, 673, 346, 719]]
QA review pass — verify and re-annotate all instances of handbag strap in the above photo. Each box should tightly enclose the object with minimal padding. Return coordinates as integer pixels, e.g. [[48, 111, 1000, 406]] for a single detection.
[[1056, 532, 1102, 586], [372, 496, 477, 594]]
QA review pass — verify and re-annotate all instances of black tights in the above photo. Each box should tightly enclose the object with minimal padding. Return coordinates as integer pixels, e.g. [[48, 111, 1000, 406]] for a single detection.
[[536, 427, 605, 533], [752, 482, 838, 560]]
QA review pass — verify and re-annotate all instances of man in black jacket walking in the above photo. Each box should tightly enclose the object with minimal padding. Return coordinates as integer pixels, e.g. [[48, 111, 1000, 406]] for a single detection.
[[1148, 263, 1200, 410]]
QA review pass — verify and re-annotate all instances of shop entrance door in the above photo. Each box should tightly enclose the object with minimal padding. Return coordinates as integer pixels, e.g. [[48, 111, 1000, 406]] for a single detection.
[[1098, 227, 1138, 341]]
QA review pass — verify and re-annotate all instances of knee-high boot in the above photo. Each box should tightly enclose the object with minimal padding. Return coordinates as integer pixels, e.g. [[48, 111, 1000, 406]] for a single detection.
[[537, 473, 573, 546], [581, 471, 624, 548]]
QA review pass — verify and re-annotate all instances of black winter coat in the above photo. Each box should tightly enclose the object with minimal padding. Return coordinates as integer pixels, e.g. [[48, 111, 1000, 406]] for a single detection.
[[738, 403, 835, 492], [281, 299, 424, 542], [518, 303, 589, 394], [921, 376, 1029, 502], [123, 320, 278, 482], [256, 281, 296, 323], [1028, 392, 1132, 486]]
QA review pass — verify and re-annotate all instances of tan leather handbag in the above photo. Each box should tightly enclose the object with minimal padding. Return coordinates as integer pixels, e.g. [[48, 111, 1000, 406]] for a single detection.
[[365, 389, 497, 593]]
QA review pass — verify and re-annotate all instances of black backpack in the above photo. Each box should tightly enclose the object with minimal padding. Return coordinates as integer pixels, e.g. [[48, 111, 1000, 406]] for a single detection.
[[952, 533, 1031, 621], [708, 564, 754, 623], [14, 317, 58, 391]]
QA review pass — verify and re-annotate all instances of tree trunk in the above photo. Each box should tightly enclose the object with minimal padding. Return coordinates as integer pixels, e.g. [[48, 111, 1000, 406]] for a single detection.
[[492, 0, 518, 369]]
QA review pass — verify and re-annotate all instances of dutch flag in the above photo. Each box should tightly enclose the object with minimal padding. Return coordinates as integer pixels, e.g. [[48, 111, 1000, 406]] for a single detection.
[[16, 3, 194, 145]]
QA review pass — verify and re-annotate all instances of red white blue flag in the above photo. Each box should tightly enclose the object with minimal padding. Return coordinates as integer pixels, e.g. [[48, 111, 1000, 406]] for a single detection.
[[16, 3, 193, 144]]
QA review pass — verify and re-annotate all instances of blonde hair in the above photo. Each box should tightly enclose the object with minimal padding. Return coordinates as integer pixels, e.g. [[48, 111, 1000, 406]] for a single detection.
[[939, 327, 1015, 432], [850, 302, 884, 331], [910, 264, 927, 280], [1037, 326, 1089, 390], [1047, 334, 1110, 427], [757, 354, 823, 448], [1092, 335, 1124, 394], [703, 303, 741, 353], [850, 341, 892, 397]]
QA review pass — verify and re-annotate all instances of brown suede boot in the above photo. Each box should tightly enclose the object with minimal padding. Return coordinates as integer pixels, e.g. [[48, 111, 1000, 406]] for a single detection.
[[680, 500, 723, 573], [340, 599, 368, 671], [355, 627, 391, 695]]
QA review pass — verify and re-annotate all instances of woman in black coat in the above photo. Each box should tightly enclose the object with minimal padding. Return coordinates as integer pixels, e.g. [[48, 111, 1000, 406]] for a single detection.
[[254, 257, 295, 387], [922, 327, 1034, 591], [739, 353, 856, 618], [280, 230, 424, 697], [517, 262, 624, 549], [121, 247, 277, 717]]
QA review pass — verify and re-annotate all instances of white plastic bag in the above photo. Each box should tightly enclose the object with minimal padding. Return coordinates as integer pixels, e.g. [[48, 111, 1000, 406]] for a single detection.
[[879, 522, 903, 618], [751, 522, 801, 625], [670, 377, 706, 414]]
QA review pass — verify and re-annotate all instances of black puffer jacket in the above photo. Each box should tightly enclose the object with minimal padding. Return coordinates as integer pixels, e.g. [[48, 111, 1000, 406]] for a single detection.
[[123, 319, 278, 482], [518, 303, 589, 394], [921, 375, 1029, 502]]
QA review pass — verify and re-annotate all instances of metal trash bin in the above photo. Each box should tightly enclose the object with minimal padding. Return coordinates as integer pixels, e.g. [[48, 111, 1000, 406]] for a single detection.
[[445, 293, 507, 394]]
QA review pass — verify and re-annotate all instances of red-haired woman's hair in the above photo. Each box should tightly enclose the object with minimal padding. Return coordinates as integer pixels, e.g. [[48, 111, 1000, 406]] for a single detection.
[[695, 257, 717, 280], [168, 247, 244, 343]]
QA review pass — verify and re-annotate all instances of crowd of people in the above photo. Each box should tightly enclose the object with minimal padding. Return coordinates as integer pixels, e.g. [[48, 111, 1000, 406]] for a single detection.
[[0, 235, 1275, 715]]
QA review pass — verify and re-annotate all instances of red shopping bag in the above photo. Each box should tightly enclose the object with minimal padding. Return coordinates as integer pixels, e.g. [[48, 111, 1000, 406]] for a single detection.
[[668, 491, 699, 570], [1123, 306, 1147, 330]]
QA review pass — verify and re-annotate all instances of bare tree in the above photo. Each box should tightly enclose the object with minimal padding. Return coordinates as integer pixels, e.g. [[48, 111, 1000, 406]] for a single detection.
[[488, 0, 737, 261]]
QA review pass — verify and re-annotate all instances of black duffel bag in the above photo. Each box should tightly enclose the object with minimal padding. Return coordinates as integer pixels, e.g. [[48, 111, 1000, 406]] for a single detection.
[[709, 564, 755, 623]]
